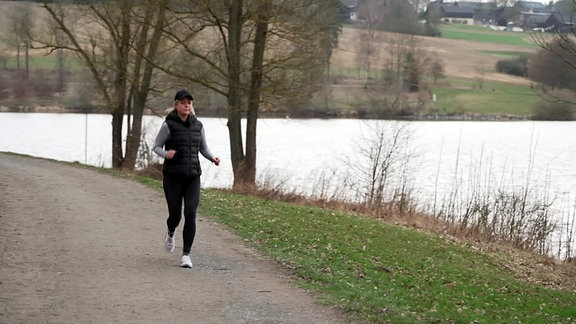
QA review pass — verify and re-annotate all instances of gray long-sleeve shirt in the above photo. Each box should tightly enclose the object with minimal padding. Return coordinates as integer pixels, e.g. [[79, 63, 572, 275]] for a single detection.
[[153, 121, 216, 162]]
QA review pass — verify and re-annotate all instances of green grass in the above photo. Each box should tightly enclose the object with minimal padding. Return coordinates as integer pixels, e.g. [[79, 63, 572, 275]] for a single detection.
[[3, 55, 82, 70], [320, 74, 537, 117], [440, 24, 537, 47], [188, 188, 576, 323], [480, 50, 534, 58], [430, 79, 536, 116]]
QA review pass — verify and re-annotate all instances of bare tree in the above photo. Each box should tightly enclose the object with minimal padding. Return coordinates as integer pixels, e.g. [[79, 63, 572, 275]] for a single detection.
[[355, 0, 384, 86], [529, 38, 576, 105], [403, 36, 431, 92], [429, 54, 445, 84], [5, 3, 34, 82], [530, 0, 576, 105], [37, 0, 341, 184], [345, 120, 416, 213], [155, 0, 342, 189], [39, 0, 169, 170], [356, 0, 423, 35], [357, 32, 438, 117], [357, 31, 380, 86]]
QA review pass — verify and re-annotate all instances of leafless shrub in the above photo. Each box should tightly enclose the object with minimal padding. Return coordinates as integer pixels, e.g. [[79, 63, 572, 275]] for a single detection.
[[342, 120, 418, 216], [307, 168, 352, 202], [256, 168, 294, 197], [531, 91, 576, 121]]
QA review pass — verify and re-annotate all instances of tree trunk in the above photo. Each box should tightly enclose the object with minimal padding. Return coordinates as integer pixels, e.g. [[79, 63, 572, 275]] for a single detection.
[[56, 48, 65, 92], [227, 0, 247, 190], [24, 45, 29, 81], [111, 110, 124, 168], [111, 2, 131, 169], [243, 1, 270, 188], [124, 4, 166, 171]]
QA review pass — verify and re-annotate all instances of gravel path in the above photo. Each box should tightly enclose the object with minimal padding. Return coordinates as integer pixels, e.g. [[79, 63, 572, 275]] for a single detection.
[[0, 153, 349, 324]]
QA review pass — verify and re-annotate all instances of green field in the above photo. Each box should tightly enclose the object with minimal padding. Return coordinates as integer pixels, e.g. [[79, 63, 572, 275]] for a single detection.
[[431, 79, 536, 116], [3, 55, 82, 70], [429, 25, 541, 117], [323, 24, 544, 118], [439, 24, 538, 47]]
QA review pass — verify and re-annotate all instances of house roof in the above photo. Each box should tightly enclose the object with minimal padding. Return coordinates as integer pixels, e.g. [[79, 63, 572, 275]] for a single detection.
[[440, 3, 473, 16], [552, 1, 576, 21], [548, 12, 575, 24], [435, 2, 495, 18], [514, 1, 550, 13], [525, 13, 551, 24]]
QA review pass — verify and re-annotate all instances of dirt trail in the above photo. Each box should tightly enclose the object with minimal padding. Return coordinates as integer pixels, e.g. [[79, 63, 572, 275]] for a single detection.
[[0, 153, 349, 324]]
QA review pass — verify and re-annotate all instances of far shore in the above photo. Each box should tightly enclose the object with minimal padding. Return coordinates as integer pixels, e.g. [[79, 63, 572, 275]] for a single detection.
[[1, 105, 531, 121]]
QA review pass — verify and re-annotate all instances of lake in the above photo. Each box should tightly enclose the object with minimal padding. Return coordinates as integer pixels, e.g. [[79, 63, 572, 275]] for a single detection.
[[1, 112, 575, 216]]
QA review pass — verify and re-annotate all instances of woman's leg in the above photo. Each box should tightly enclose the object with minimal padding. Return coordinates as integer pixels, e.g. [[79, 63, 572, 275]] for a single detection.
[[181, 176, 201, 255], [163, 174, 184, 234]]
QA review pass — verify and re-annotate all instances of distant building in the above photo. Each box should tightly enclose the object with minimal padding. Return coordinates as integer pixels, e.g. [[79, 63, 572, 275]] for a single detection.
[[510, 1, 552, 28], [441, 2, 475, 24], [544, 12, 575, 32], [339, 0, 358, 23], [425, 0, 576, 32], [542, 0, 576, 32], [427, 1, 498, 25]]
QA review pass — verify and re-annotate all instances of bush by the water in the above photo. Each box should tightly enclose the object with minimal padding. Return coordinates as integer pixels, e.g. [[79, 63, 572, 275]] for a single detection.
[[532, 99, 575, 121], [495, 56, 528, 77]]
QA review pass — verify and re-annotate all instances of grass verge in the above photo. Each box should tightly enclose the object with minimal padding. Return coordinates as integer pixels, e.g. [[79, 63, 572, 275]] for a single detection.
[[192, 188, 576, 323], [124, 169, 575, 322]]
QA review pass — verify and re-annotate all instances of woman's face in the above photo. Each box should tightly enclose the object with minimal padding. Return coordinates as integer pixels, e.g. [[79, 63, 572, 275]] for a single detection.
[[175, 98, 192, 119]]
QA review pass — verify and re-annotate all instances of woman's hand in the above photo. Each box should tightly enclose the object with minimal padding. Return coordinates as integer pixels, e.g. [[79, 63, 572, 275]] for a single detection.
[[166, 150, 177, 159], [212, 157, 221, 166]]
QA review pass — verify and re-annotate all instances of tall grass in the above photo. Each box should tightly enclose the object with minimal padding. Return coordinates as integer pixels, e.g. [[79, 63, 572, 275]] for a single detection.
[[247, 120, 575, 262], [425, 124, 576, 259]]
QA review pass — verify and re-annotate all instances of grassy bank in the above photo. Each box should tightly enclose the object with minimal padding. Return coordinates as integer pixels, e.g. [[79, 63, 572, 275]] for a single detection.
[[129, 171, 576, 323], [200, 189, 576, 322]]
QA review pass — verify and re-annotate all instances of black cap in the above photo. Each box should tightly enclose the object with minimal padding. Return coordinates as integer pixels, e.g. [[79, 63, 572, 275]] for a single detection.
[[174, 89, 193, 101]]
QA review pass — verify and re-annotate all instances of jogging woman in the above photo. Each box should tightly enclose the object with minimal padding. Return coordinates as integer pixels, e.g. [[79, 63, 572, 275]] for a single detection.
[[153, 89, 220, 268]]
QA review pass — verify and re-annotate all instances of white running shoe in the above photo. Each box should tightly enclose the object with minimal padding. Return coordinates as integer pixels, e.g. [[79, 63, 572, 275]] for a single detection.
[[180, 255, 193, 268], [164, 232, 175, 253]]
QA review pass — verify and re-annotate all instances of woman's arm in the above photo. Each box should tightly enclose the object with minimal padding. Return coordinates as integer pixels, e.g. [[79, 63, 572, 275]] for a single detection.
[[200, 127, 219, 165], [153, 122, 170, 158]]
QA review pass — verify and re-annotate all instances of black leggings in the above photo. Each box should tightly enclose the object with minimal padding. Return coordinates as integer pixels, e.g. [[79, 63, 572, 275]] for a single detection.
[[163, 174, 201, 255]]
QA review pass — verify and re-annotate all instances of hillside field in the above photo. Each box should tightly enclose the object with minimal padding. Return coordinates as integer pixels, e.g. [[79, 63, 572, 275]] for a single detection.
[[0, 1, 543, 117], [327, 24, 540, 117]]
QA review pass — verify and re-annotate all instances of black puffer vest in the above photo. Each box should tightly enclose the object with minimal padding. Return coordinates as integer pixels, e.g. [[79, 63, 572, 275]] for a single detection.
[[162, 111, 203, 177]]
